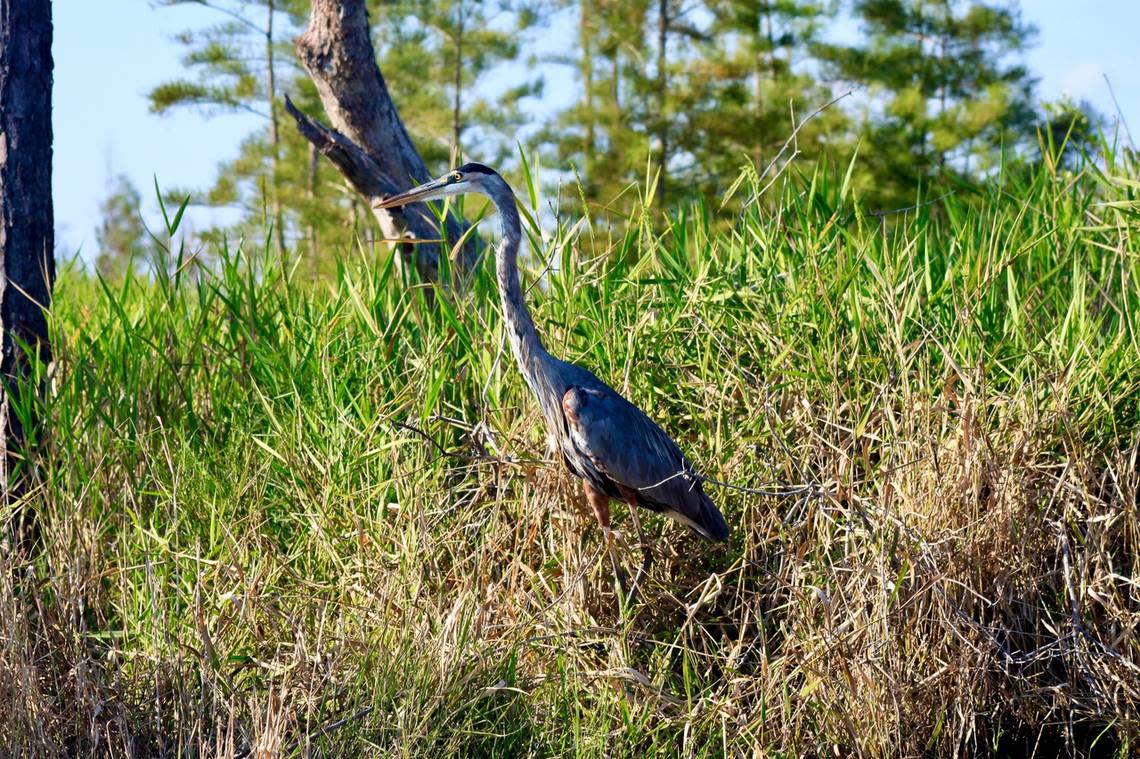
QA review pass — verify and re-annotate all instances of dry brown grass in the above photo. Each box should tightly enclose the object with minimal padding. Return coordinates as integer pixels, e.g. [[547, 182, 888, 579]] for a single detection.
[[2, 161, 1138, 756], [5, 380, 1137, 756]]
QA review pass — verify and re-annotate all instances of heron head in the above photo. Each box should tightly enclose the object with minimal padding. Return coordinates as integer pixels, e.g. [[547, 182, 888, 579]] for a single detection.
[[371, 162, 500, 210]]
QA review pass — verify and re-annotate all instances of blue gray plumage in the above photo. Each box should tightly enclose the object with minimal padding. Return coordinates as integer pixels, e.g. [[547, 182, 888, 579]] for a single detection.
[[374, 163, 730, 544]]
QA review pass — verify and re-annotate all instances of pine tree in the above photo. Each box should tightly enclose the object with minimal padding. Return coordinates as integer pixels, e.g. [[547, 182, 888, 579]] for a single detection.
[[201, 77, 361, 274], [148, 0, 310, 256], [671, 0, 844, 200], [149, 0, 539, 275], [1, 0, 54, 520], [1039, 97, 1104, 171], [547, 0, 653, 206], [551, 0, 845, 211], [370, 0, 543, 167], [622, 0, 707, 205], [94, 174, 148, 281], [814, 0, 1037, 205]]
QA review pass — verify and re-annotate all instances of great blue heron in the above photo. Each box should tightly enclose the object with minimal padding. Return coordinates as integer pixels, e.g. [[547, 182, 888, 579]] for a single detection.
[[374, 162, 729, 590]]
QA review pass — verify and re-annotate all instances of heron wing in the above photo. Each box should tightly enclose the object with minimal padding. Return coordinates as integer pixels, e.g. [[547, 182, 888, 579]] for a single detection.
[[561, 384, 729, 541]]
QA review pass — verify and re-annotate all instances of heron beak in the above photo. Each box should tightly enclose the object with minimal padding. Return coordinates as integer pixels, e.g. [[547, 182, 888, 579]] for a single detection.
[[371, 178, 451, 210]]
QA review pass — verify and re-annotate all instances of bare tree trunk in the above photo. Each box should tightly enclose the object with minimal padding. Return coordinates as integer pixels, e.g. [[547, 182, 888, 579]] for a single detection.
[[0, 0, 54, 538], [285, 95, 419, 273], [655, 0, 668, 204], [754, 6, 774, 171], [307, 140, 319, 281], [611, 54, 620, 111], [451, 0, 465, 161], [294, 0, 480, 283], [266, 0, 287, 258], [580, 0, 595, 185]]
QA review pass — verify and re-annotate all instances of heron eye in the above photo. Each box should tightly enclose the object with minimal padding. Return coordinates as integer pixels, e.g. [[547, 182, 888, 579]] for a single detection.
[[451, 171, 462, 182]]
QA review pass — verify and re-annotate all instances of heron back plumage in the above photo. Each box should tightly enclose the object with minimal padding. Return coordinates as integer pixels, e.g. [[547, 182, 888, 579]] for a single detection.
[[559, 382, 730, 542], [377, 163, 731, 545]]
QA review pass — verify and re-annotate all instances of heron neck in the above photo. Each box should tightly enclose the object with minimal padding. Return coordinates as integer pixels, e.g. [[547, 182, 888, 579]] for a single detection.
[[491, 185, 554, 400]]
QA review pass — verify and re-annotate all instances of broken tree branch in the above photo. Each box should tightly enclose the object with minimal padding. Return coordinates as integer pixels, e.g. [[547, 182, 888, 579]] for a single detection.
[[292, 0, 480, 283], [283, 95, 422, 273]]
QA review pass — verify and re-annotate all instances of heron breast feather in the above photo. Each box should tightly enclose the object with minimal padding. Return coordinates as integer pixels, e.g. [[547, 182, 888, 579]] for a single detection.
[[560, 386, 617, 479]]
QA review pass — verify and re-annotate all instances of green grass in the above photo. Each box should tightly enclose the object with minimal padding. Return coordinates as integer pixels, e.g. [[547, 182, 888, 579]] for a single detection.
[[3, 151, 1139, 757]]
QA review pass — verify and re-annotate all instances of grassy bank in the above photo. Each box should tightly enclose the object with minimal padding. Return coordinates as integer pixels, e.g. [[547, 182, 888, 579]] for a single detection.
[[3, 155, 1139, 757]]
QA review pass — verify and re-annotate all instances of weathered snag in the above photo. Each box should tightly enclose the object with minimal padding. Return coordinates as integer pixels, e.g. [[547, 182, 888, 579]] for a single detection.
[[292, 0, 480, 282]]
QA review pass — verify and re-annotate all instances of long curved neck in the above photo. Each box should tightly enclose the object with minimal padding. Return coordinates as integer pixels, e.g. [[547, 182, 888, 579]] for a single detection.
[[485, 180, 558, 406]]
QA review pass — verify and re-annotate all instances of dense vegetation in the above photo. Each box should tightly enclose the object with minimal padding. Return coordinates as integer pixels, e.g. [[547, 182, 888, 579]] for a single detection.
[[4, 150, 1139, 755], [93, 0, 1104, 278]]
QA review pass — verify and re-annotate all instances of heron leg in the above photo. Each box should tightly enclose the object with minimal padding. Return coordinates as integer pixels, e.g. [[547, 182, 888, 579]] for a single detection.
[[618, 486, 653, 597], [584, 483, 626, 593]]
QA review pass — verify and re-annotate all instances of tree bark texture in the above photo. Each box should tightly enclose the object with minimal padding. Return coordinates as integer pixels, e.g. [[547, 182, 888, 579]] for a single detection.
[[284, 94, 419, 266], [294, 0, 480, 282], [0, 0, 54, 508]]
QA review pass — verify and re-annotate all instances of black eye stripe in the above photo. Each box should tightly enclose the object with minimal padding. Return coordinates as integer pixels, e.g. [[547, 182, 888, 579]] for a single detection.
[[455, 161, 497, 176]]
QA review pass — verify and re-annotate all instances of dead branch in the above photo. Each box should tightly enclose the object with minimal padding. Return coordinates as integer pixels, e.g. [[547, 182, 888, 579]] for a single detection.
[[292, 0, 480, 282]]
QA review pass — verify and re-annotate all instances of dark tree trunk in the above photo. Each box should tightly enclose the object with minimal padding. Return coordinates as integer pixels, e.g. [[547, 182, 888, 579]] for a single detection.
[[0, 0, 54, 528], [293, 0, 479, 283], [656, 0, 669, 204]]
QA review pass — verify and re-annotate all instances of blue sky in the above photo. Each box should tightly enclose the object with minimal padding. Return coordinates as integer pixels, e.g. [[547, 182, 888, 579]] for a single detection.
[[54, 1, 1140, 256]]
